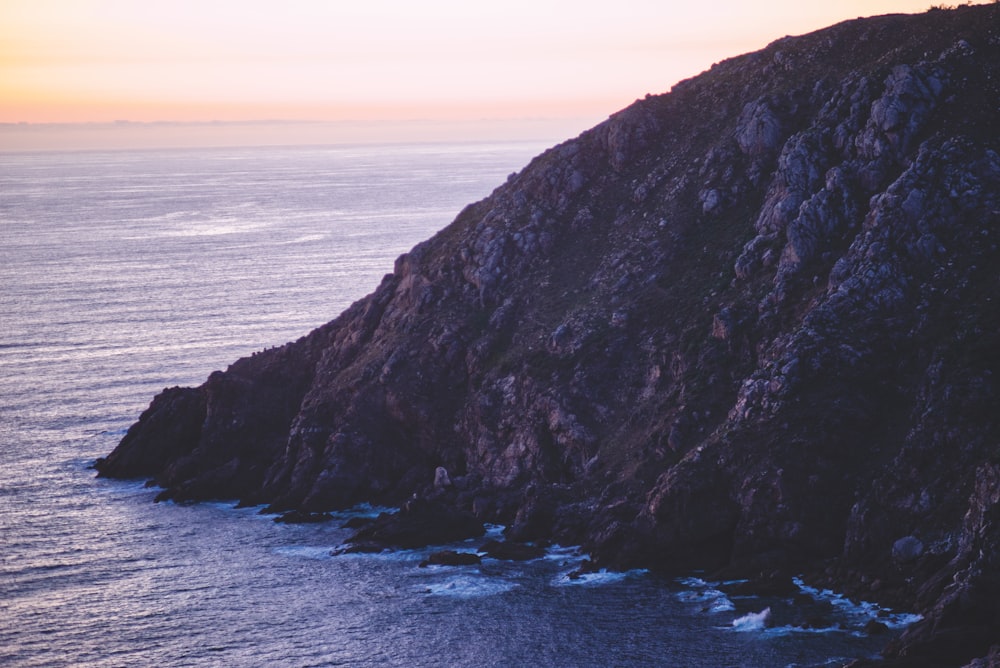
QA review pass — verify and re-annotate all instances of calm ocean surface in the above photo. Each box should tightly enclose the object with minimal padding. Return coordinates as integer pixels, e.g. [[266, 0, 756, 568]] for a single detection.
[[0, 142, 911, 667]]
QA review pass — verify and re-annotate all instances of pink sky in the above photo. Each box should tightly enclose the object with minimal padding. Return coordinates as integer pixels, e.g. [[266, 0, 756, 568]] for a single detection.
[[0, 1, 971, 148]]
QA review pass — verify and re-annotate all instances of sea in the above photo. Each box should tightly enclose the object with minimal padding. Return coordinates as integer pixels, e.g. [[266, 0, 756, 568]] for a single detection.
[[0, 142, 918, 667]]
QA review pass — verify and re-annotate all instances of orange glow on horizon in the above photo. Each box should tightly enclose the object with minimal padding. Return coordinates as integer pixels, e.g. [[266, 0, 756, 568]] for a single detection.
[[0, 1, 984, 140]]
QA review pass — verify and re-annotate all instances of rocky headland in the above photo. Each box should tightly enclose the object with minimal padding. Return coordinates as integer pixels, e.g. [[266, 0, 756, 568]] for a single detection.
[[97, 5, 1000, 665]]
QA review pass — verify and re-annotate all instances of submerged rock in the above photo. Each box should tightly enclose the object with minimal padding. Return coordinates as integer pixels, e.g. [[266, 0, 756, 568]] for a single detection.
[[98, 5, 1000, 664]]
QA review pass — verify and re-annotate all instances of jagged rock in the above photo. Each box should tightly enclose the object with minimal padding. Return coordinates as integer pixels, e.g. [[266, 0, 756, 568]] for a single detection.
[[735, 96, 785, 159], [97, 5, 1000, 664], [962, 646, 1000, 668]]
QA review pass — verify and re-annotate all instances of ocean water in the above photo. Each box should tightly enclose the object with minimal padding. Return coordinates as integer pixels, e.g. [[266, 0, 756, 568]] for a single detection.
[[0, 142, 909, 667]]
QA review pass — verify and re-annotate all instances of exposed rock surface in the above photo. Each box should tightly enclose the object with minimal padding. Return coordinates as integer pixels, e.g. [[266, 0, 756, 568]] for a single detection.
[[336, 498, 485, 552], [97, 6, 1000, 664]]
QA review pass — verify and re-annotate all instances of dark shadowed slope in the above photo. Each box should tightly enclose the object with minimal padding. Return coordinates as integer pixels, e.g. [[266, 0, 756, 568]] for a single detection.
[[99, 5, 1000, 664]]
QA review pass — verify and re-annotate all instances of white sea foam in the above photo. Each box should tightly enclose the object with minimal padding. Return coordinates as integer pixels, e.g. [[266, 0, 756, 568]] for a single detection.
[[792, 577, 922, 629], [759, 624, 844, 638], [706, 596, 737, 613], [554, 567, 646, 587], [732, 607, 772, 632], [675, 577, 737, 613], [334, 548, 426, 563], [419, 575, 517, 598]]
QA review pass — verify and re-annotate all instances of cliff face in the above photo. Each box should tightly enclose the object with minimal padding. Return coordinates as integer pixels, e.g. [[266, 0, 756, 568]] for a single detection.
[[98, 6, 1000, 664]]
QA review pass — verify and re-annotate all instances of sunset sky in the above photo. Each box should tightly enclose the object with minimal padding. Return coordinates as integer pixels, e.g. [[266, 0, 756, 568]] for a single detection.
[[0, 1, 971, 148]]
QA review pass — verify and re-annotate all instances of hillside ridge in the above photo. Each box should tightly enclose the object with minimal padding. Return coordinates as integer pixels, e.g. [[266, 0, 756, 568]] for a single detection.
[[98, 6, 1000, 664]]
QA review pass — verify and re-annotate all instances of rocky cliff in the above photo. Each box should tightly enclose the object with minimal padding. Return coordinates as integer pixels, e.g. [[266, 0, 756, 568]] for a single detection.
[[98, 5, 1000, 665]]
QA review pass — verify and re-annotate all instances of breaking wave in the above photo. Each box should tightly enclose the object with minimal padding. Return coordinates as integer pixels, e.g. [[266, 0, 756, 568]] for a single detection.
[[732, 607, 772, 632]]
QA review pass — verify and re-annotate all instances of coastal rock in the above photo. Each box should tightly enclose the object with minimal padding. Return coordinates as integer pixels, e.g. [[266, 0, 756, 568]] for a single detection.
[[98, 5, 1000, 664], [340, 498, 485, 550], [95, 386, 205, 479]]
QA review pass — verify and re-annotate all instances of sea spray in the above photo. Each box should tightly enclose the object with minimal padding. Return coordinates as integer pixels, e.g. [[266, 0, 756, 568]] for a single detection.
[[732, 608, 773, 632]]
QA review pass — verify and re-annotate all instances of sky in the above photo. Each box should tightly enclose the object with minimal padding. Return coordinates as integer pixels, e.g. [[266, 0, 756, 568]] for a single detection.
[[0, 0, 973, 149]]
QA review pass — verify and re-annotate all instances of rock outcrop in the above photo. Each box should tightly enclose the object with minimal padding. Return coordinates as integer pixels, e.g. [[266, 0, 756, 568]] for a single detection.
[[97, 5, 1000, 665]]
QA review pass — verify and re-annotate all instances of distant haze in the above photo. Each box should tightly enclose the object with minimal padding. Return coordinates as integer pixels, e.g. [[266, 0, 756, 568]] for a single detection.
[[0, 1, 978, 150], [0, 119, 592, 152]]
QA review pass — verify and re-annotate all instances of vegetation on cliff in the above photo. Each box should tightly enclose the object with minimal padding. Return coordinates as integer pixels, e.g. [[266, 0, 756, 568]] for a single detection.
[[98, 5, 1000, 664]]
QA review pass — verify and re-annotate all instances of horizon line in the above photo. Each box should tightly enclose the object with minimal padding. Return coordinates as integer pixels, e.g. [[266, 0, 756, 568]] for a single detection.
[[0, 115, 600, 152], [1, 115, 604, 128]]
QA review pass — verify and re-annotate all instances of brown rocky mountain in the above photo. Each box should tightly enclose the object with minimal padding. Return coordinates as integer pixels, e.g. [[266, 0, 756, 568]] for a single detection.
[[97, 5, 1000, 664]]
